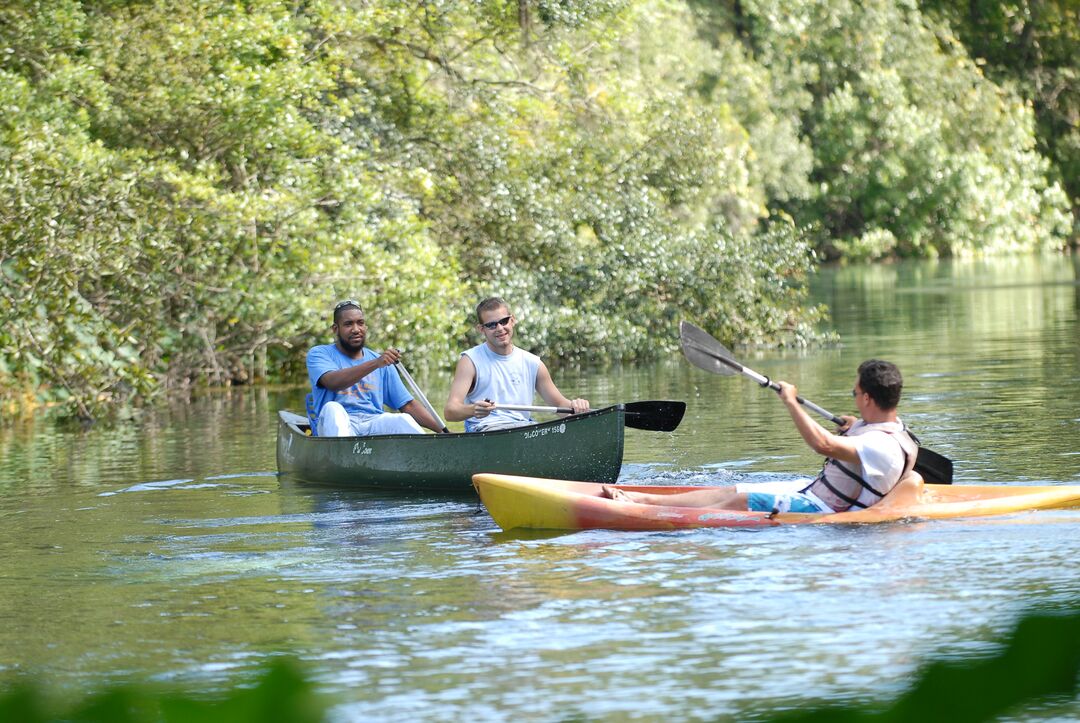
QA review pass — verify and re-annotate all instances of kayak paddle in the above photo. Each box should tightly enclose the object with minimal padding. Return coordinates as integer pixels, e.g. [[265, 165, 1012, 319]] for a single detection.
[[679, 321, 954, 485], [497, 400, 686, 432], [395, 361, 451, 433]]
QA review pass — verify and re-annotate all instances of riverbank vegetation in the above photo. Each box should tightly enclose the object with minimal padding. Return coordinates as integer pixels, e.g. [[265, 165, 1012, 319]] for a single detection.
[[1, 0, 1076, 420]]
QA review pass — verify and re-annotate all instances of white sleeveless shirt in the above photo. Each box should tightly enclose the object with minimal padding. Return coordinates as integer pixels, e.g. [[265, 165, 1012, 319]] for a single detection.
[[462, 344, 541, 432]]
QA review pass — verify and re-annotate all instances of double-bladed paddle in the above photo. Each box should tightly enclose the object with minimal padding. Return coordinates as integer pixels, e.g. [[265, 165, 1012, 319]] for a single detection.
[[678, 321, 954, 485], [497, 400, 686, 432]]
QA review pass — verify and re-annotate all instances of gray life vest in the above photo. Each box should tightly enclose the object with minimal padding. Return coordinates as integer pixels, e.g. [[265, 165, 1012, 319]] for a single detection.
[[801, 420, 920, 512]]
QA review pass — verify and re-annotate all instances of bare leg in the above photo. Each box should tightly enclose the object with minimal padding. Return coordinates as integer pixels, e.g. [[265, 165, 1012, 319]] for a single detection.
[[600, 484, 648, 501], [600, 485, 748, 509]]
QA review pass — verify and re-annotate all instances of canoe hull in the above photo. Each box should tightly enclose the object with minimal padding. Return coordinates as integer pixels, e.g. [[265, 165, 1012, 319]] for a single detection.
[[276, 406, 625, 492], [471, 474, 1080, 531]]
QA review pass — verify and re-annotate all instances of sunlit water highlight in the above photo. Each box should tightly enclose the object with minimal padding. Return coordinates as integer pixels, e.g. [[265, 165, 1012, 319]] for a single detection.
[[1, 255, 1079, 720]]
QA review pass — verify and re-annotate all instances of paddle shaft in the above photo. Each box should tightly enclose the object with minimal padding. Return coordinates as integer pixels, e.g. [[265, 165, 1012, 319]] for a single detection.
[[680, 322, 954, 484], [719, 359, 845, 425], [495, 400, 685, 432], [499, 404, 577, 414], [730, 357, 955, 484], [394, 361, 450, 433]]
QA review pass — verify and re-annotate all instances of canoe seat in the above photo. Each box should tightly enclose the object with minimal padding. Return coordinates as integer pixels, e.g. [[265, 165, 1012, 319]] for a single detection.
[[878, 471, 925, 508]]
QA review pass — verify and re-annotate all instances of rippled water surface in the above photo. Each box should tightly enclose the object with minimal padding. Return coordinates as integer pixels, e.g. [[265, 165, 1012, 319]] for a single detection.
[[2, 255, 1079, 720]]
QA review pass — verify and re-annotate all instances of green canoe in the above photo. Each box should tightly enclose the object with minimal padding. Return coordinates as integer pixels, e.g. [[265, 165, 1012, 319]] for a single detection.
[[276, 404, 625, 492]]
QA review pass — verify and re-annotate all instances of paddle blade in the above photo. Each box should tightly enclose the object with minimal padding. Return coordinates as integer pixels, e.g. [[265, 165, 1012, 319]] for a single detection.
[[914, 447, 954, 485], [679, 321, 740, 376], [623, 400, 686, 432]]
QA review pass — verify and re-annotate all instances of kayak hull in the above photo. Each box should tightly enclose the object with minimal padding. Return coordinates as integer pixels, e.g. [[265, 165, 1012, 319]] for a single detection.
[[471, 474, 1080, 531], [276, 406, 624, 493]]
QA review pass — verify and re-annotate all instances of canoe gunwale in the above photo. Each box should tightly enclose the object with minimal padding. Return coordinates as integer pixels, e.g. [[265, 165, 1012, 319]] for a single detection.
[[278, 404, 624, 442]]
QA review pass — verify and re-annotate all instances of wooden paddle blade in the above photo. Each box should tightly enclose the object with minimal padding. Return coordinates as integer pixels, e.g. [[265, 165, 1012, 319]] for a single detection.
[[914, 447, 954, 485], [679, 321, 740, 376], [622, 400, 686, 432]]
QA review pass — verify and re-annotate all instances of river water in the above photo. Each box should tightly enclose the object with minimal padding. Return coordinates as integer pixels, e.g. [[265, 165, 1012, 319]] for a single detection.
[[2, 255, 1079, 720]]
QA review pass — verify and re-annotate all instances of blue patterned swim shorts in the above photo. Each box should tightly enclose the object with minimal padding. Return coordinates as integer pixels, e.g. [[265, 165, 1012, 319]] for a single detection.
[[747, 491, 832, 514]]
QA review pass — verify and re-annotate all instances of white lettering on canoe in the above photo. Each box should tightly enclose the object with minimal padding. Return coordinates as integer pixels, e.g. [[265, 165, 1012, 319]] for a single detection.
[[522, 423, 567, 440], [352, 442, 373, 455]]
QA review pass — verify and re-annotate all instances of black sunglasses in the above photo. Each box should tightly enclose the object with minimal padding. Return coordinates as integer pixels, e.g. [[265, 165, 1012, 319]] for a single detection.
[[480, 315, 512, 330], [334, 299, 363, 313]]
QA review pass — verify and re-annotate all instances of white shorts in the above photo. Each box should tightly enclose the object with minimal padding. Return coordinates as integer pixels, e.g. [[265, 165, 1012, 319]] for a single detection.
[[317, 401, 423, 437]]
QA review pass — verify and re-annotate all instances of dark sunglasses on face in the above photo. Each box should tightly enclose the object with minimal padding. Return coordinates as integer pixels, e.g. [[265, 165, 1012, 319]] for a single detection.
[[480, 315, 512, 330]]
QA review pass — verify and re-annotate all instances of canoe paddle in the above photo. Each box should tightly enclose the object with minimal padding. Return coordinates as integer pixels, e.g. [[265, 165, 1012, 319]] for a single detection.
[[496, 400, 686, 432], [678, 321, 955, 485], [394, 361, 451, 434]]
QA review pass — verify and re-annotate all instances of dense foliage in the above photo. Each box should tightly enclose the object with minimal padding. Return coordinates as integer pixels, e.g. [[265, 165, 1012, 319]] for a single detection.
[[714, 0, 1074, 259], [0, 0, 1073, 419], [920, 0, 1079, 240]]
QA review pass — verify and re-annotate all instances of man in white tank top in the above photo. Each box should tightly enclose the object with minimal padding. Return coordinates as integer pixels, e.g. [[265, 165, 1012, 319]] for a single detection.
[[445, 298, 590, 432]]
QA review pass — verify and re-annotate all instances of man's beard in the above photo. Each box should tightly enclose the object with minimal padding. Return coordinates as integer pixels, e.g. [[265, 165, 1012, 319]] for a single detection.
[[337, 331, 364, 354]]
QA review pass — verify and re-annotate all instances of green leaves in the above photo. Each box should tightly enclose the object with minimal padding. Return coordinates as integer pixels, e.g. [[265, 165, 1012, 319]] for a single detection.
[[738, 0, 1072, 259], [0, 657, 323, 723], [1, 0, 1071, 419], [769, 606, 1080, 722]]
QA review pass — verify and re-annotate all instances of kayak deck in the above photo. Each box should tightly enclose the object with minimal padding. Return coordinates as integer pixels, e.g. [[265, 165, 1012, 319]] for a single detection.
[[471, 473, 1080, 531]]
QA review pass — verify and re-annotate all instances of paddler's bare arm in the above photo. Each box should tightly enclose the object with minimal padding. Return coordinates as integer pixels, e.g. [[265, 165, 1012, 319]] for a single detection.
[[536, 362, 589, 414], [317, 348, 402, 392], [444, 356, 495, 421], [777, 381, 860, 465]]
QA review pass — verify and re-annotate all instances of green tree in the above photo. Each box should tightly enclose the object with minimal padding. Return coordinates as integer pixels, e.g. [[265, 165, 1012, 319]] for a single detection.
[[719, 0, 1072, 258], [24, 0, 1054, 418], [1, 0, 465, 419], [920, 0, 1080, 242]]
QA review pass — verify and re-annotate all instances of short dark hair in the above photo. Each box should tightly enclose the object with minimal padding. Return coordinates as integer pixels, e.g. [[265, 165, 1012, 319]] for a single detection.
[[332, 299, 363, 325], [858, 359, 903, 410], [475, 297, 511, 323]]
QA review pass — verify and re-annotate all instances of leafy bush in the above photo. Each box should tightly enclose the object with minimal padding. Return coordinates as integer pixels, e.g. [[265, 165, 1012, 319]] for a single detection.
[[0, 0, 1071, 419], [732, 0, 1072, 258]]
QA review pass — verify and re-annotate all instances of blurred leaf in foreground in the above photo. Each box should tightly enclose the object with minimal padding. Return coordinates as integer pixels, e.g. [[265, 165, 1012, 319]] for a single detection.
[[768, 606, 1080, 723]]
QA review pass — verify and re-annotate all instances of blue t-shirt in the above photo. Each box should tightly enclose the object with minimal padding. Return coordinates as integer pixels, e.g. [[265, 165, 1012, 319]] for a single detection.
[[307, 344, 413, 418]]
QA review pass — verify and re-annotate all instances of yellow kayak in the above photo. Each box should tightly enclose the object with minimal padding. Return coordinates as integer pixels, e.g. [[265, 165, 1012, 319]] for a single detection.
[[472, 473, 1080, 531]]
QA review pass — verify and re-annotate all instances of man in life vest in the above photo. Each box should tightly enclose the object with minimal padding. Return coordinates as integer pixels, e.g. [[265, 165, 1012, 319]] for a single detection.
[[603, 359, 919, 513]]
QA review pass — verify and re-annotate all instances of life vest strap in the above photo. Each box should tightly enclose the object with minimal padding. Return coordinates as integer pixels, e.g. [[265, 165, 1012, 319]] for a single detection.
[[806, 429, 916, 511]]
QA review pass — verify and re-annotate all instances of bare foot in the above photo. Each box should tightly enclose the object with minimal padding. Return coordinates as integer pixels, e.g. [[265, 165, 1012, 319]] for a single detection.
[[600, 485, 636, 502]]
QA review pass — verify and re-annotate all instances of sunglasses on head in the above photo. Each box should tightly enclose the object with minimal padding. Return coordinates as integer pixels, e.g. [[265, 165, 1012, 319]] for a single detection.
[[334, 299, 362, 313], [480, 315, 512, 330]]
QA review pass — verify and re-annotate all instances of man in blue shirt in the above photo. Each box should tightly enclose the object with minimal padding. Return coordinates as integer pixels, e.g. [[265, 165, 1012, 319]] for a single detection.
[[307, 300, 444, 436]]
